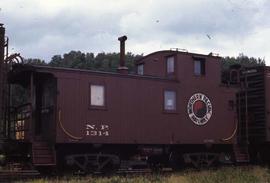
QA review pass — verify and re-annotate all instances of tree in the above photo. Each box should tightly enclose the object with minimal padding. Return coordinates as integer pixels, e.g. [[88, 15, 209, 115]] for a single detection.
[[221, 53, 265, 70], [49, 55, 62, 67], [48, 51, 143, 73], [24, 58, 46, 65]]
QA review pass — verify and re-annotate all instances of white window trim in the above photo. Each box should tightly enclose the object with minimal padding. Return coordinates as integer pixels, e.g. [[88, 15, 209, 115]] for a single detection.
[[137, 64, 144, 75], [164, 90, 176, 111], [90, 84, 105, 107], [194, 59, 205, 76], [166, 56, 175, 74]]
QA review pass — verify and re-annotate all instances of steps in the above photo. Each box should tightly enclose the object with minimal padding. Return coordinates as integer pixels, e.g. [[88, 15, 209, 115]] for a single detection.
[[233, 144, 250, 163], [32, 140, 56, 166]]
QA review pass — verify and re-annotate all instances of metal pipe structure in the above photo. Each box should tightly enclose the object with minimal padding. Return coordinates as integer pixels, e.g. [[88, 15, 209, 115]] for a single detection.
[[0, 24, 5, 136], [117, 35, 128, 74]]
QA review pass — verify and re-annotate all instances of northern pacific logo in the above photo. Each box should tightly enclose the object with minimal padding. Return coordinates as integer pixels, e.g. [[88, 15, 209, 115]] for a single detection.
[[187, 93, 212, 125]]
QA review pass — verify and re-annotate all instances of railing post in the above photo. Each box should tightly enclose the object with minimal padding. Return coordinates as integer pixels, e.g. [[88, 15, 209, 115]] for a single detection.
[[0, 24, 5, 138], [244, 75, 249, 144], [30, 72, 35, 141]]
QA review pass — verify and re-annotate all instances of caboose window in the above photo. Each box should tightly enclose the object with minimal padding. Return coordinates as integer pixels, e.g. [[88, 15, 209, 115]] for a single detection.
[[90, 85, 105, 107], [137, 64, 144, 75], [166, 56, 175, 74], [164, 90, 176, 111], [194, 60, 205, 76]]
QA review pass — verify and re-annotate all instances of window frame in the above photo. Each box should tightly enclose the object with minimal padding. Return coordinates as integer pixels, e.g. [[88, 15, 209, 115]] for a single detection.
[[193, 58, 206, 76], [166, 55, 177, 76], [163, 89, 177, 113], [137, 64, 144, 75], [89, 83, 107, 110]]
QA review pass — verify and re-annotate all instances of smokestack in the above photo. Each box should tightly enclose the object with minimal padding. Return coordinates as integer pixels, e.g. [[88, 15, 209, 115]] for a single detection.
[[0, 23, 5, 127], [117, 35, 128, 74]]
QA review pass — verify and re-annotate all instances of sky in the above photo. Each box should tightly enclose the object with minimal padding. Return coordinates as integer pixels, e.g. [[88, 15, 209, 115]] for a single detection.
[[0, 0, 270, 65]]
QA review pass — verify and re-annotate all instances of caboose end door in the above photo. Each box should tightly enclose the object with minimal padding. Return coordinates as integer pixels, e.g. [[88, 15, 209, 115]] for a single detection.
[[33, 73, 57, 142]]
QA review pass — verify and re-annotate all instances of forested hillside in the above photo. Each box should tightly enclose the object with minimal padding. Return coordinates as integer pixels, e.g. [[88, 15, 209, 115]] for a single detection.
[[24, 51, 265, 72]]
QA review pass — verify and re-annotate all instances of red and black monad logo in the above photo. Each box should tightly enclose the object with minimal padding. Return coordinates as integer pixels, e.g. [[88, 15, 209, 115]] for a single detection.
[[187, 93, 212, 125]]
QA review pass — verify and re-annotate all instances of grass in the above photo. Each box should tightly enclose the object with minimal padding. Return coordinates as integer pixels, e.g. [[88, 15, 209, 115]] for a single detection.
[[184, 166, 270, 183], [14, 166, 270, 183]]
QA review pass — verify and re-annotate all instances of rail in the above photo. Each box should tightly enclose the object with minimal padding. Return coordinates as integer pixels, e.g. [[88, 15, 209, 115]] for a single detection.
[[0, 168, 39, 181], [58, 110, 83, 140], [221, 116, 238, 141]]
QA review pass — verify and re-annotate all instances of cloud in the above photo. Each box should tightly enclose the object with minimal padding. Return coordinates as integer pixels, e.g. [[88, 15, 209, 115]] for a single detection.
[[0, 0, 269, 64]]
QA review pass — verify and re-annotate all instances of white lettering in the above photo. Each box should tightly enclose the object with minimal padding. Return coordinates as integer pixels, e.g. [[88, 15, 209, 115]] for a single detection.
[[85, 124, 110, 137], [90, 131, 97, 136], [101, 125, 109, 130], [86, 124, 96, 130]]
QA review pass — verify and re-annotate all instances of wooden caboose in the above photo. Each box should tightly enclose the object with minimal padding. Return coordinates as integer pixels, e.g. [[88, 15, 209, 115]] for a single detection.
[[1, 33, 244, 172]]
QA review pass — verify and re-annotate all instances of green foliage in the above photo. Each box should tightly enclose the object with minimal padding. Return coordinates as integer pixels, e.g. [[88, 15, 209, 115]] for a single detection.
[[185, 166, 270, 183], [222, 53, 265, 70], [49, 55, 63, 67], [24, 58, 46, 65], [47, 51, 143, 73]]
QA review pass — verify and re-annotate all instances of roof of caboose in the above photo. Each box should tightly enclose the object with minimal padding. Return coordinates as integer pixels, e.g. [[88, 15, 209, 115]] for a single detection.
[[9, 63, 178, 83], [135, 50, 221, 64]]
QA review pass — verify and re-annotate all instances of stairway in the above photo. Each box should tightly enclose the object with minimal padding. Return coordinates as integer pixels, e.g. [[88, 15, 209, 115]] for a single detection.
[[32, 140, 56, 166], [233, 144, 250, 163]]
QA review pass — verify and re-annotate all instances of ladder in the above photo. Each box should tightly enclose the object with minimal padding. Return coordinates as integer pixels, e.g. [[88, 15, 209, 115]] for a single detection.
[[32, 139, 56, 166], [233, 144, 250, 163], [235, 74, 250, 163], [235, 67, 266, 163]]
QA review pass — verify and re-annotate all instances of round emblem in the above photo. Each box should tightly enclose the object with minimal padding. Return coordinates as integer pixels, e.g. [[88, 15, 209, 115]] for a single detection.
[[187, 93, 212, 125]]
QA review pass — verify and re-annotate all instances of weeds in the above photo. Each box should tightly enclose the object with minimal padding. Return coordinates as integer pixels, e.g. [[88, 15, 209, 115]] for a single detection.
[[14, 166, 270, 183]]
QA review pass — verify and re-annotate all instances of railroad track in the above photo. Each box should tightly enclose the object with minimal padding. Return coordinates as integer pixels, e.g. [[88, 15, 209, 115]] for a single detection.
[[89, 167, 173, 175], [117, 167, 172, 174], [0, 169, 40, 181], [117, 168, 152, 174], [0, 166, 172, 180]]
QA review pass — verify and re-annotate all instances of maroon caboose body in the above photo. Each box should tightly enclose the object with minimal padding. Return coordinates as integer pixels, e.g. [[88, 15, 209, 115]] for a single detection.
[[54, 50, 236, 145], [7, 46, 239, 171]]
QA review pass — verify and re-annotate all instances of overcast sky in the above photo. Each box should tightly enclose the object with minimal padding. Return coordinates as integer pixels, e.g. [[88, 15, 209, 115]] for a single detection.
[[1, 0, 270, 65]]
